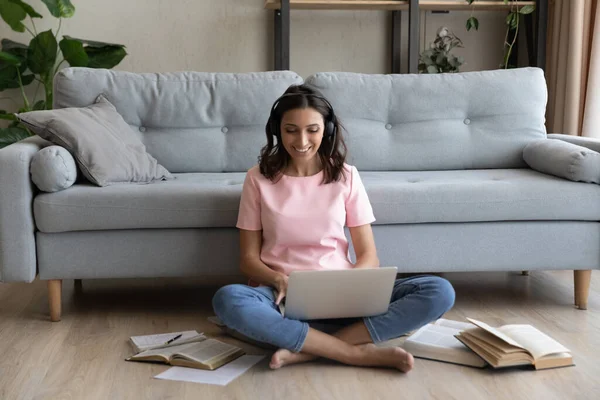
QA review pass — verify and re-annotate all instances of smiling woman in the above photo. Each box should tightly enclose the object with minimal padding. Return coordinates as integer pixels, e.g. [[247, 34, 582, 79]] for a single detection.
[[258, 84, 347, 183], [211, 83, 456, 372]]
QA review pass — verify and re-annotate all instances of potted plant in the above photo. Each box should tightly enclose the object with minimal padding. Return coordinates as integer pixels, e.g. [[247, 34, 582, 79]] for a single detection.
[[0, 0, 127, 148], [466, 0, 535, 69], [418, 27, 465, 74]]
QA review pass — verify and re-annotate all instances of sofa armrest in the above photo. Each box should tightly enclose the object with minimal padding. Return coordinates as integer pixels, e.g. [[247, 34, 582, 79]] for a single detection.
[[0, 136, 48, 282], [547, 133, 600, 153]]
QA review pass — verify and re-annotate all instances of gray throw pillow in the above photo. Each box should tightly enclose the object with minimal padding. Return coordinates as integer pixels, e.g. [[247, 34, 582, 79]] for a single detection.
[[523, 139, 600, 184], [30, 145, 78, 192], [17, 95, 173, 187]]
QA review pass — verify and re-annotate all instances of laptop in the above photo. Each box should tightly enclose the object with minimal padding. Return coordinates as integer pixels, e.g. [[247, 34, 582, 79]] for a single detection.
[[282, 266, 398, 320]]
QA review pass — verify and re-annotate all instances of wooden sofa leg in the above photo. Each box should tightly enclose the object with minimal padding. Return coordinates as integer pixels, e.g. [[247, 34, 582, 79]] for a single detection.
[[574, 270, 592, 310], [48, 279, 62, 322]]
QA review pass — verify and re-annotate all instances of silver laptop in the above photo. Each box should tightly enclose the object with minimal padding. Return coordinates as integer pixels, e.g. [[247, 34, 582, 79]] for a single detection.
[[282, 267, 398, 320]]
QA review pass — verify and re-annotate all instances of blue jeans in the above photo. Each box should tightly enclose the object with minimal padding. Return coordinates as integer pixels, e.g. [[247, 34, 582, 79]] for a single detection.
[[212, 275, 455, 353]]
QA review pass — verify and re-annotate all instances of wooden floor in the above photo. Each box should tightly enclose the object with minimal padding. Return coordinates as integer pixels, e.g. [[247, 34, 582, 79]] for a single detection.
[[1, 270, 599, 400]]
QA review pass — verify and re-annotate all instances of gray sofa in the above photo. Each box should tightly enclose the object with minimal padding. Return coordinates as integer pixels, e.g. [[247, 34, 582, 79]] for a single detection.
[[0, 67, 597, 322]]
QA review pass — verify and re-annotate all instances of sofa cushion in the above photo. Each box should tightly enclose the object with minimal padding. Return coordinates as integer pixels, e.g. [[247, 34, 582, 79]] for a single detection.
[[52, 68, 303, 173], [33, 169, 600, 233], [30, 145, 78, 192], [305, 67, 547, 171], [34, 172, 247, 233], [362, 169, 600, 224], [18, 95, 173, 187]]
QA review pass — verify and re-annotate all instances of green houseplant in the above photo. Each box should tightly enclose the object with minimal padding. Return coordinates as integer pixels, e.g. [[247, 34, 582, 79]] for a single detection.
[[0, 0, 127, 148], [419, 27, 465, 74], [466, 0, 535, 69]]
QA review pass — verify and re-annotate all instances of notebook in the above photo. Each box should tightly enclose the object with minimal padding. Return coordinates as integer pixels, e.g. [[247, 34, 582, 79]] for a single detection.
[[129, 330, 206, 353], [402, 318, 487, 368]]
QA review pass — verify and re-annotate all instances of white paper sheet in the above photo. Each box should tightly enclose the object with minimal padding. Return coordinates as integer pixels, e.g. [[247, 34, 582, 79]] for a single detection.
[[154, 355, 265, 386]]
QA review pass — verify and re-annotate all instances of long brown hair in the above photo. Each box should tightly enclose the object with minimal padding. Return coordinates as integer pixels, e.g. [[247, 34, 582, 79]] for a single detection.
[[259, 84, 348, 184]]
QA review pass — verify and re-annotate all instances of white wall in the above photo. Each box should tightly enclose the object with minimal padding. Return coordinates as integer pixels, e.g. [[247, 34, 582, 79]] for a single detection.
[[0, 0, 518, 112]]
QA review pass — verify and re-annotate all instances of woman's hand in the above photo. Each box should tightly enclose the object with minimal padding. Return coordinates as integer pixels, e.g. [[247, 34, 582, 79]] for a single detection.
[[272, 273, 289, 305]]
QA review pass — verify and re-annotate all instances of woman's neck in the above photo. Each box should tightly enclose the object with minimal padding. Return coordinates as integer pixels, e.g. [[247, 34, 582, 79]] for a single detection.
[[284, 160, 323, 177]]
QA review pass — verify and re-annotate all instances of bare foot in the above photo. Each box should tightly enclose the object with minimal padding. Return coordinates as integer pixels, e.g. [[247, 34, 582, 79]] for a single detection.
[[356, 344, 414, 372], [269, 348, 317, 369]]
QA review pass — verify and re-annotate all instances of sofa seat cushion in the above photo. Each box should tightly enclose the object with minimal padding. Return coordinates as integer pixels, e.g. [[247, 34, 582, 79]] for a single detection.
[[363, 169, 600, 224], [34, 173, 247, 233], [34, 169, 600, 233]]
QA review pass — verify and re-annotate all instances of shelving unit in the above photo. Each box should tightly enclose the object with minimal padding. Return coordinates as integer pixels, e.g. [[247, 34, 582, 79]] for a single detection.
[[265, 0, 547, 73]]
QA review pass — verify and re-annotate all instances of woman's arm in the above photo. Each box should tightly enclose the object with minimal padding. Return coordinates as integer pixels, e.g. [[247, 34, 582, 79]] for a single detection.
[[239, 229, 288, 304], [349, 224, 380, 269]]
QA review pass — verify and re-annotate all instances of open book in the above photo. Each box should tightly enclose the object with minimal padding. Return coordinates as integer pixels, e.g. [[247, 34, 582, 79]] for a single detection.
[[129, 330, 207, 353], [455, 318, 573, 370], [402, 319, 487, 368], [126, 338, 245, 370]]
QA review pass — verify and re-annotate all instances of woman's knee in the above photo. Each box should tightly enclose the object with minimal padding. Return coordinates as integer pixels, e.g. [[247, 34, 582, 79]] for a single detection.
[[212, 284, 247, 318], [429, 276, 455, 314]]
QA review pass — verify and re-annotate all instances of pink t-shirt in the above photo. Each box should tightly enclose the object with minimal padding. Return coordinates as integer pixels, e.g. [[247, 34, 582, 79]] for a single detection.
[[236, 163, 376, 276]]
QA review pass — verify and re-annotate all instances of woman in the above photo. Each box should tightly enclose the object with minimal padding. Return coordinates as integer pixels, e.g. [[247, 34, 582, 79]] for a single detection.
[[213, 84, 455, 372]]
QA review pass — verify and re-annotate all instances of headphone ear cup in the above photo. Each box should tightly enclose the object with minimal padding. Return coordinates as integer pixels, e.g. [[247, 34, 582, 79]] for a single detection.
[[325, 120, 335, 138], [269, 118, 278, 138]]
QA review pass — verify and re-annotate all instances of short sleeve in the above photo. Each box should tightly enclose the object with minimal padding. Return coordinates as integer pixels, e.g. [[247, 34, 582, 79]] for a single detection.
[[345, 166, 376, 227], [236, 170, 262, 230]]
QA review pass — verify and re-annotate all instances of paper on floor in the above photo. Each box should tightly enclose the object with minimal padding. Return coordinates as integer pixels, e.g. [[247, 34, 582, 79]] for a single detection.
[[154, 355, 265, 386]]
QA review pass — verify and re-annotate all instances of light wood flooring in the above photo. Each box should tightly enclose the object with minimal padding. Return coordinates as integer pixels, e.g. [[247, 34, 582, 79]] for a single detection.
[[0, 270, 599, 400]]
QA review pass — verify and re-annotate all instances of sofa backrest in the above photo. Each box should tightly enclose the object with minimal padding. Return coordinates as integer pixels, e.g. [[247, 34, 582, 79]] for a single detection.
[[305, 67, 548, 170], [53, 68, 302, 173]]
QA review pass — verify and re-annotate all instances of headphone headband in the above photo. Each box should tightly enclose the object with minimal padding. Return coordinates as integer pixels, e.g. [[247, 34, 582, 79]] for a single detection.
[[270, 93, 335, 116]]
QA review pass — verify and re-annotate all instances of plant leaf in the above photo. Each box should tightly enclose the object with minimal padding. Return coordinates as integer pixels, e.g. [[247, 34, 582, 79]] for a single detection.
[[2, 38, 28, 53], [506, 12, 518, 29], [0, 64, 21, 90], [85, 46, 127, 69], [0, 0, 27, 32], [519, 5, 535, 15], [0, 50, 22, 65], [20, 73, 34, 85], [0, 110, 17, 120], [466, 16, 479, 31], [427, 65, 438, 74], [32, 99, 45, 110], [63, 35, 126, 49], [59, 37, 88, 67], [467, 0, 475, 4], [0, 126, 31, 148], [8, 0, 42, 18], [1, 39, 28, 66], [27, 30, 57, 74], [41, 0, 74, 18]]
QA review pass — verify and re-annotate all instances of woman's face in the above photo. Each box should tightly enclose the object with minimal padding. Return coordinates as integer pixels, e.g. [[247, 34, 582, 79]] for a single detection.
[[279, 107, 325, 166]]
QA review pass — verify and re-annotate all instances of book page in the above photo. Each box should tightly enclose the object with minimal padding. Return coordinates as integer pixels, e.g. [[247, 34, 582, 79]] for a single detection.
[[467, 318, 523, 349], [409, 324, 465, 347], [498, 325, 570, 361], [179, 339, 240, 364], [130, 330, 204, 352], [132, 342, 201, 360], [404, 324, 487, 368], [463, 328, 524, 353], [434, 319, 476, 331]]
